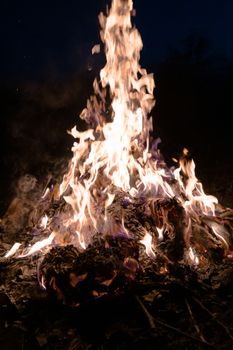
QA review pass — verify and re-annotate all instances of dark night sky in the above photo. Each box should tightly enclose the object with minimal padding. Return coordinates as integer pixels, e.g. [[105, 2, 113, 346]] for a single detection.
[[1, 0, 233, 82]]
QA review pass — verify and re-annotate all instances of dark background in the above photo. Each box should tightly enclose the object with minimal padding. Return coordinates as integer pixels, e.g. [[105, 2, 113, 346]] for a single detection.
[[0, 0, 232, 212]]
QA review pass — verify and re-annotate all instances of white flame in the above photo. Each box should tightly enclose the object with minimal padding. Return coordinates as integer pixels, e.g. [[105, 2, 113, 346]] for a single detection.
[[19, 232, 56, 257], [140, 232, 156, 259], [188, 247, 199, 266], [92, 44, 100, 55], [41, 187, 50, 199], [56, 0, 157, 247], [173, 149, 218, 216], [39, 275, 47, 290], [210, 222, 229, 251], [43, 0, 221, 258], [4, 242, 22, 258], [5, 0, 226, 265], [76, 231, 86, 250], [157, 227, 164, 241], [40, 215, 48, 229]]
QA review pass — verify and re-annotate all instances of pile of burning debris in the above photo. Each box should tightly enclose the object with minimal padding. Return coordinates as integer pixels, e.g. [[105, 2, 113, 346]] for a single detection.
[[0, 0, 233, 348], [0, 184, 233, 348]]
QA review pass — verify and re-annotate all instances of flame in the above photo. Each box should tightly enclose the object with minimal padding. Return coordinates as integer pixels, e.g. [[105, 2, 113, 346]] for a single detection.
[[76, 231, 86, 250], [41, 187, 50, 199], [188, 247, 199, 266], [39, 275, 47, 290], [58, 0, 157, 245], [173, 148, 218, 217], [140, 231, 156, 259], [40, 215, 49, 229], [4, 0, 228, 266], [56, 0, 225, 263], [209, 221, 229, 252], [157, 227, 164, 241], [56, 0, 220, 254], [19, 232, 56, 257], [4, 242, 22, 258]]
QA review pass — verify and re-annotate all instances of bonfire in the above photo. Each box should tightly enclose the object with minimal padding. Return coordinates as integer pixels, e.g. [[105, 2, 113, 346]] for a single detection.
[[0, 1, 232, 349]]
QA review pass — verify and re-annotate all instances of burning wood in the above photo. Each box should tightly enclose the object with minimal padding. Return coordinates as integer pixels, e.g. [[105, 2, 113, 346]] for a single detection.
[[0, 0, 233, 348]]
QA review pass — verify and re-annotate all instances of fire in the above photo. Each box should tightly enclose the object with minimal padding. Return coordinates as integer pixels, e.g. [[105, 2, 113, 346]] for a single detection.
[[3, 0, 232, 264], [19, 232, 56, 258], [57, 0, 156, 246], [4, 242, 21, 258], [188, 247, 199, 266], [140, 231, 156, 259], [40, 215, 49, 229]]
